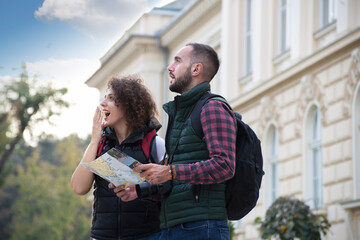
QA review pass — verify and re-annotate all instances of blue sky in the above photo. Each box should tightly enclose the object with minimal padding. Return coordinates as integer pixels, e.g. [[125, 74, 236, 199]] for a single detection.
[[0, 0, 173, 140], [1, 0, 100, 75]]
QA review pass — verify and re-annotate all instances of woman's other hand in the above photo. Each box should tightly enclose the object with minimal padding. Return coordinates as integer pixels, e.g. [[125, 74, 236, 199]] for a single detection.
[[109, 183, 138, 202]]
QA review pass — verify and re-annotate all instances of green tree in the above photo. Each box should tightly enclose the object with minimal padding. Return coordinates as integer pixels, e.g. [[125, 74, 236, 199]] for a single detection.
[[0, 139, 32, 238], [228, 221, 235, 239], [0, 64, 69, 176], [254, 197, 331, 240], [37, 134, 59, 165], [0, 135, 92, 240]]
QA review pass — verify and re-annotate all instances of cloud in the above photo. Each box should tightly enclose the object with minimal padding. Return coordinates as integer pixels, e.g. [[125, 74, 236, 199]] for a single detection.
[[34, 0, 150, 41], [21, 0, 176, 140], [21, 57, 101, 139], [26, 57, 100, 84], [43, 81, 100, 139], [0, 59, 100, 140], [0, 75, 14, 85], [23, 81, 100, 141]]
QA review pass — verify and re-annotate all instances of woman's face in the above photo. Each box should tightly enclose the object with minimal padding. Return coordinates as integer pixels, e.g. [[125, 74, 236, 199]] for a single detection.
[[99, 88, 125, 127]]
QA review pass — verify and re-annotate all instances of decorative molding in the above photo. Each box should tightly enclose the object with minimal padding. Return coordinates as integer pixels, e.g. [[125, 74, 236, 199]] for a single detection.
[[259, 95, 282, 142], [295, 74, 328, 137], [343, 47, 360, 117], [339, 199, 360, 240], [352, 48, 360, 78]]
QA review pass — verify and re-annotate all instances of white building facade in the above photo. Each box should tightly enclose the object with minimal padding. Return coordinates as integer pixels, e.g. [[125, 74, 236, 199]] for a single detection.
[[86, 0, 360, 239]]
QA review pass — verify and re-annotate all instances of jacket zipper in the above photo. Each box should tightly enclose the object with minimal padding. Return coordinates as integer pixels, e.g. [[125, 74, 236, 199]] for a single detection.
[[162, 127, 172, 228], [118, 197, 121, 240], [162, 196, 168, 228], [162, 101, 178, 228]]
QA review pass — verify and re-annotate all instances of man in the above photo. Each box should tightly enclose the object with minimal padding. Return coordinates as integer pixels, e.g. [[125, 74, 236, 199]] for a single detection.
[[113, 43, 236, 240]]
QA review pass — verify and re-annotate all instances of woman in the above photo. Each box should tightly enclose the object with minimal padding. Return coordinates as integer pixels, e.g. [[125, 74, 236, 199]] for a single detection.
[[71, 75, 165, 240]]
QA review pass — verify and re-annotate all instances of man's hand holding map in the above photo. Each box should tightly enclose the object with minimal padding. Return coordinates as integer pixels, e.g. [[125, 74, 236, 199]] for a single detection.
[[81, 148, 145, 188]]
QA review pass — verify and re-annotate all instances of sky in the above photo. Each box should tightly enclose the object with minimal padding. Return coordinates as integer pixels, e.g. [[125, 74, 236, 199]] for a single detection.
[[0, 0, 173, 141]]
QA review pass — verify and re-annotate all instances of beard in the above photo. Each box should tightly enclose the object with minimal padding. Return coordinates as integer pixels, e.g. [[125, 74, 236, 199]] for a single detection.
[[169, 66, 193, 94]]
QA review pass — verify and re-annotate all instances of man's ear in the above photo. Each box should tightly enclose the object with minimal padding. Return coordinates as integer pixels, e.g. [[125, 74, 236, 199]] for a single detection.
[[191, 63, 203, 77]]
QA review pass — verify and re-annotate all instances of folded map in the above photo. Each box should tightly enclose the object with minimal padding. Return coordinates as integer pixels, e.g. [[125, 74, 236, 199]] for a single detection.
[[81, 148, 145, 187]]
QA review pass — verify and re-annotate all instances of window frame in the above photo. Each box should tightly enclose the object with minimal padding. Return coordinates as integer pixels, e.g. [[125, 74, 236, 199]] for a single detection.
[[320, 0, 337, 28], [264, 123, 279, 210], [278, 0, 290, 54], [303, 104, 324, 210], [268, 125, 279, 202], [244, 0, 253, 76]]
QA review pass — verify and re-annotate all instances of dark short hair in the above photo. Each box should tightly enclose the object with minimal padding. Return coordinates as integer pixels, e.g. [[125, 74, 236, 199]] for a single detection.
[[107, 75, 158, 130], [186, 43, 220, 81]]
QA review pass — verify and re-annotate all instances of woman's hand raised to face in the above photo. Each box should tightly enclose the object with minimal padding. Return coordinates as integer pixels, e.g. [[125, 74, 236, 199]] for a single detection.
[[91, 106, 105, 143]]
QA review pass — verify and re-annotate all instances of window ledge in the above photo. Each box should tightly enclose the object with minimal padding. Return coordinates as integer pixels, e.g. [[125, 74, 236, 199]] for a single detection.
[[313, 21, 337, 39], [339, 199, 360, 210], [239, 73, 253, 84], [273, 49, 290, 65], [312, 207, 327, 216]]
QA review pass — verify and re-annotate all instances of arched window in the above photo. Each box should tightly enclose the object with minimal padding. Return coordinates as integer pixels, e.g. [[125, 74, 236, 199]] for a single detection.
[[264, 124, 279, 209], [354, 83, 360, 198], [304, 104, 323, 209]]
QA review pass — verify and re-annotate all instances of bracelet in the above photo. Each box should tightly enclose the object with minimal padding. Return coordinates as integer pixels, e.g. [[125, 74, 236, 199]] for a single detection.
[[168, 165, 174, 180]]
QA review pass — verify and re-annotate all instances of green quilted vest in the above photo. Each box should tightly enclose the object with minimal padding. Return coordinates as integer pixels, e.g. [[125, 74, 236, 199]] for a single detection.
[[161, 82, 226, 229]]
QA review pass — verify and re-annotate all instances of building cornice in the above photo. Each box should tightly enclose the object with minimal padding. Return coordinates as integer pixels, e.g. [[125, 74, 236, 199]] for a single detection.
[[86, 0, 221, 88], [231, 27, 360, 110], [86, 34, 157, 88]]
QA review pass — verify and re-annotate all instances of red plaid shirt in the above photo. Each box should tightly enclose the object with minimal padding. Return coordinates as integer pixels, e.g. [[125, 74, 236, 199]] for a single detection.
[[172, 100, 236, 184]]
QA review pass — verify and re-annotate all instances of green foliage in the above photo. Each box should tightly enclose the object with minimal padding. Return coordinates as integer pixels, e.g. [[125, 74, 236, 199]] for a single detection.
[[0, 135, 92, 240], [0, 139, 32, 187], [3, 64, 68, 124], [254, 197, 331, 240], [37, 135, 60, 165], [228, 220, 235, 239], [0, 112, 10, 155], [0, 64, 69, 176]]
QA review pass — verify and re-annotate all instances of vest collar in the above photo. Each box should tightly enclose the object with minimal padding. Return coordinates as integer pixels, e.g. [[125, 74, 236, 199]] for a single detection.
[[102, 118, 161, 144], [175, 82, 210, 108], [163, 82, 211, 114]]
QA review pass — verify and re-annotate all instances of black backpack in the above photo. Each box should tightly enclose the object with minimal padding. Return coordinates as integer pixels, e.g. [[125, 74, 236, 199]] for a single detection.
[[191, 92, 265, 220]]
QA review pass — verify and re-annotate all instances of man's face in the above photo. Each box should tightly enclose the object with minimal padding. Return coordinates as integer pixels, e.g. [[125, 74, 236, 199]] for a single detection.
[[167, 46, 193, 94]]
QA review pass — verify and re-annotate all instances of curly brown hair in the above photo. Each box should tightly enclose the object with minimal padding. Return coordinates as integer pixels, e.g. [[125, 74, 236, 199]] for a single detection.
[[107, 75, 158, 130]]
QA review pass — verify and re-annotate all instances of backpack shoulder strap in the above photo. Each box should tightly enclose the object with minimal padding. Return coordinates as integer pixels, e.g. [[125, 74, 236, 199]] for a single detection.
[[97, 130, 157, 161], [191, 92, 229, 139], [97, 136, 107, 157], [190, 92, 231, 202], [148, 135, 159, 163], [141, 129, 157, 162]]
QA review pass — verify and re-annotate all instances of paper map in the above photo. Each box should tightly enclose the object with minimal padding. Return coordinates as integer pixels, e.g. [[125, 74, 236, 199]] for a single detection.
[[81, 148, 145, 187]]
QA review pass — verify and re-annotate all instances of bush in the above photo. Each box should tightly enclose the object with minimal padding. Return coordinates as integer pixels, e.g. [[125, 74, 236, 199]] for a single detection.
[[254, 197, 331, 240]]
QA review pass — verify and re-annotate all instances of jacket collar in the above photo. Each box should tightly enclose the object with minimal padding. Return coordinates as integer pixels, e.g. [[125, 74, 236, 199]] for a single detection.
[[163, 82, 211, 114], [102, 118, 161, 144]]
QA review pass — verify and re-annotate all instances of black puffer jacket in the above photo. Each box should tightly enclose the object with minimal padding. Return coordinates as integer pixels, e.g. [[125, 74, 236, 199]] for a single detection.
[[91, 119, 162, 240]]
